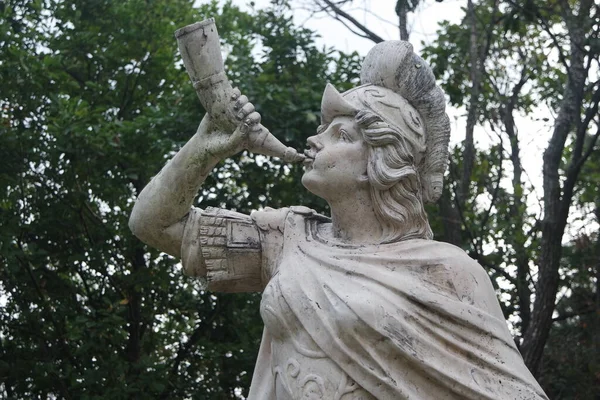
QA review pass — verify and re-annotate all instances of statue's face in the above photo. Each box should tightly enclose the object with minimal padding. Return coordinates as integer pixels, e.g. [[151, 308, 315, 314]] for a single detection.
[[301, 115, 369, 201]]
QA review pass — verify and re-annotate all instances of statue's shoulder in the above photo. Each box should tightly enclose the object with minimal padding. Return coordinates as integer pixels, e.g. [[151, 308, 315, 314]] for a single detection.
[[425, 240, 474, 259], [417, 240, 487, 277], [424, 240, 496, 296], [428, 240, 506, 316], [251, 206, 329, 232], [250, 207, 289, 233]]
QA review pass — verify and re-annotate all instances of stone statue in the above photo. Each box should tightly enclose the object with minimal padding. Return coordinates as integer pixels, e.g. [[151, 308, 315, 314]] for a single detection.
[[129, 19, 548, 400]]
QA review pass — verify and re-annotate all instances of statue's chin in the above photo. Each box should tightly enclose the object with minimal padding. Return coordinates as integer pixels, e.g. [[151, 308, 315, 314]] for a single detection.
[[300, 171, 314, 191], [301, 171, 325, 199]]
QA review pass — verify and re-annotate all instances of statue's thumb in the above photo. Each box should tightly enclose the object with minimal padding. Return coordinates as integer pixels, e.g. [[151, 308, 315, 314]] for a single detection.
[[231, 121, 250, 147]]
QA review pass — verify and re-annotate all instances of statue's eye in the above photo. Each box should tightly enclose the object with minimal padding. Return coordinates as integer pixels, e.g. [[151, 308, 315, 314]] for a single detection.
[[339, 129, 352, 142]]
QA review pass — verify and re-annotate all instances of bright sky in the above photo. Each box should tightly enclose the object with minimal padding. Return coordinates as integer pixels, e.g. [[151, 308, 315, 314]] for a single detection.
[[233, 0, 466, 55]]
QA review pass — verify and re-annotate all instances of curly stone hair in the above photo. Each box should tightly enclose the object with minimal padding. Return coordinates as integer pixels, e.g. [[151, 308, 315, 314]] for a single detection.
[[356, 109, 433, 242], [361, 41, 451, 204]]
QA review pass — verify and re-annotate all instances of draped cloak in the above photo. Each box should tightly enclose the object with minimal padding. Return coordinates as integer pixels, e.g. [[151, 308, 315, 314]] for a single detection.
[[184, 207, 548, 399]]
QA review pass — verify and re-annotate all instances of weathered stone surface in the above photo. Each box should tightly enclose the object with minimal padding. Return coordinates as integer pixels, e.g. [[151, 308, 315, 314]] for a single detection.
[[129, 20, 548, 400]]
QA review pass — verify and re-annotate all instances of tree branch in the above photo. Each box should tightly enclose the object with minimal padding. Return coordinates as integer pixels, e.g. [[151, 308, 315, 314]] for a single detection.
[[14, 246, 75, 400], [503, 0, 571, 73], [562, 86, 600, 212], [315, 0, 384, 43], [448, 158, 516, 286], [574, 120, 600, 176], [552, 307, 595, 322], [478, 141, 504, 240]]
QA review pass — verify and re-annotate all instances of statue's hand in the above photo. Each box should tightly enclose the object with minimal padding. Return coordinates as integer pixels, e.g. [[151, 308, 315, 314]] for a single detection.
[[198, 87, 261, 160]]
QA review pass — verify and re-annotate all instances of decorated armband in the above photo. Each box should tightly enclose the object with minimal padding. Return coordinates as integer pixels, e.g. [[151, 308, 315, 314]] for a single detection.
[[181, 206, 308, 293], [182, 207, 263, 292]]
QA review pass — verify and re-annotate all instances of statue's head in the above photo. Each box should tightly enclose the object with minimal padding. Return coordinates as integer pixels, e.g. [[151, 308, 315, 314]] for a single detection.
[[302, 41, 450, 243]]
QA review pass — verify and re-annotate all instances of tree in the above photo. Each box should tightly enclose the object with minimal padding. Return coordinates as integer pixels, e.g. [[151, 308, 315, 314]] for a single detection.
[[519, 0, 600, 375], [0, 0, 362, 398], [424, 0, 600, 381]]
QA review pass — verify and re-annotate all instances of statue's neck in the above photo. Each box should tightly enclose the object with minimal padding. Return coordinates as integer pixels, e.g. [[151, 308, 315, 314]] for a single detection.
[[325, 190, 383, 245]]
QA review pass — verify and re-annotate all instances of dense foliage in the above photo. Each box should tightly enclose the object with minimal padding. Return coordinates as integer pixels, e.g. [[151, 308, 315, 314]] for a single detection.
[[0, 0, 360, 398]]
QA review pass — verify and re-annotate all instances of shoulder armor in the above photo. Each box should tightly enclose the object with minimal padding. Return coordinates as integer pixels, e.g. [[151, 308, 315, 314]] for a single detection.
[[203, 206, 249, 220], [290, 205, 330, 222], [289, 205, 315, 215], [251, 207, 290, 233], [251, 206, 330, 233]]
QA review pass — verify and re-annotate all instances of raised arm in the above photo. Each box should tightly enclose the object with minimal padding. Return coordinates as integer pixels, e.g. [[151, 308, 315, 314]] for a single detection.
[[128, 89, 258, 259]]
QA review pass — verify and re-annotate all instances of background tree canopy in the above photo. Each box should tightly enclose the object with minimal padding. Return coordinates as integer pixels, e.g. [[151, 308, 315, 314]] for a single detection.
[[0, 0, 598, 399]]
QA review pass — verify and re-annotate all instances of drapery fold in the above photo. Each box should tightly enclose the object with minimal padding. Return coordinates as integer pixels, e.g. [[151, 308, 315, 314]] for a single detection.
[[269, 214, 548, 400]]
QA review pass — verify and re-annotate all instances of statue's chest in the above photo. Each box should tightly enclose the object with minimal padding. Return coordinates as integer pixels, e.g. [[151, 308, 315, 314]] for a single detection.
[[260, 272, 376, 400]]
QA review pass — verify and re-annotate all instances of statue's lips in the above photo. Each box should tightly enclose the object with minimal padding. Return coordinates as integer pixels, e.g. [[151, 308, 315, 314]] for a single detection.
[[303, 150, 315, 166], [303, 149, 316, 159]]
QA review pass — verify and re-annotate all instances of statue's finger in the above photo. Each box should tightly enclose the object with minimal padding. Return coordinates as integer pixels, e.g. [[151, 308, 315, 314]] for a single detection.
[[246, 111, 261, 126], [250, 124, 263, 133], [230, 122, 250, 149], [237, 102, 255, 119], [239, 122, 250, 135], [231, 87, 241, 100], [234, 95, 248, 111]]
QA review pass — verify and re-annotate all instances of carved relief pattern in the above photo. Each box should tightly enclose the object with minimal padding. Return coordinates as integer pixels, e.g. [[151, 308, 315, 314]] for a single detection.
[[199, 214, 229, 279], [273, 355, 368, 400], [334, 374, 363, 400], [300, 374, 325, 399], [199, 207, 263, 292]]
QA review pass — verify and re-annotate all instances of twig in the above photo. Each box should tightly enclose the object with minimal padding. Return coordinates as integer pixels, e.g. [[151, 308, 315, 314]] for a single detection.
[[317, 0, 384, 43]]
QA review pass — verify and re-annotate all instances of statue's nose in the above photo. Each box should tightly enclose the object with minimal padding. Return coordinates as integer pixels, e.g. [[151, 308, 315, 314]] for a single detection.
[[306, 135, 323, 151]]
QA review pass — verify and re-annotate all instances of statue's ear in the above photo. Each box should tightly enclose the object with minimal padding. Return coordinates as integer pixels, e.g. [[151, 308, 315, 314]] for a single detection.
[[321, 83, 357, 124]]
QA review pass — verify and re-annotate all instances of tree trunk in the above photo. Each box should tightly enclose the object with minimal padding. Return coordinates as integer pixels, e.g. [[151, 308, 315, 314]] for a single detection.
[[440, 183, 463, 246], [520, 0, 592, 375], [459, 0, 479, 205], [503, 100, 532, 336], [594, 203, 600, 381], [396, 1, 409, 41]]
